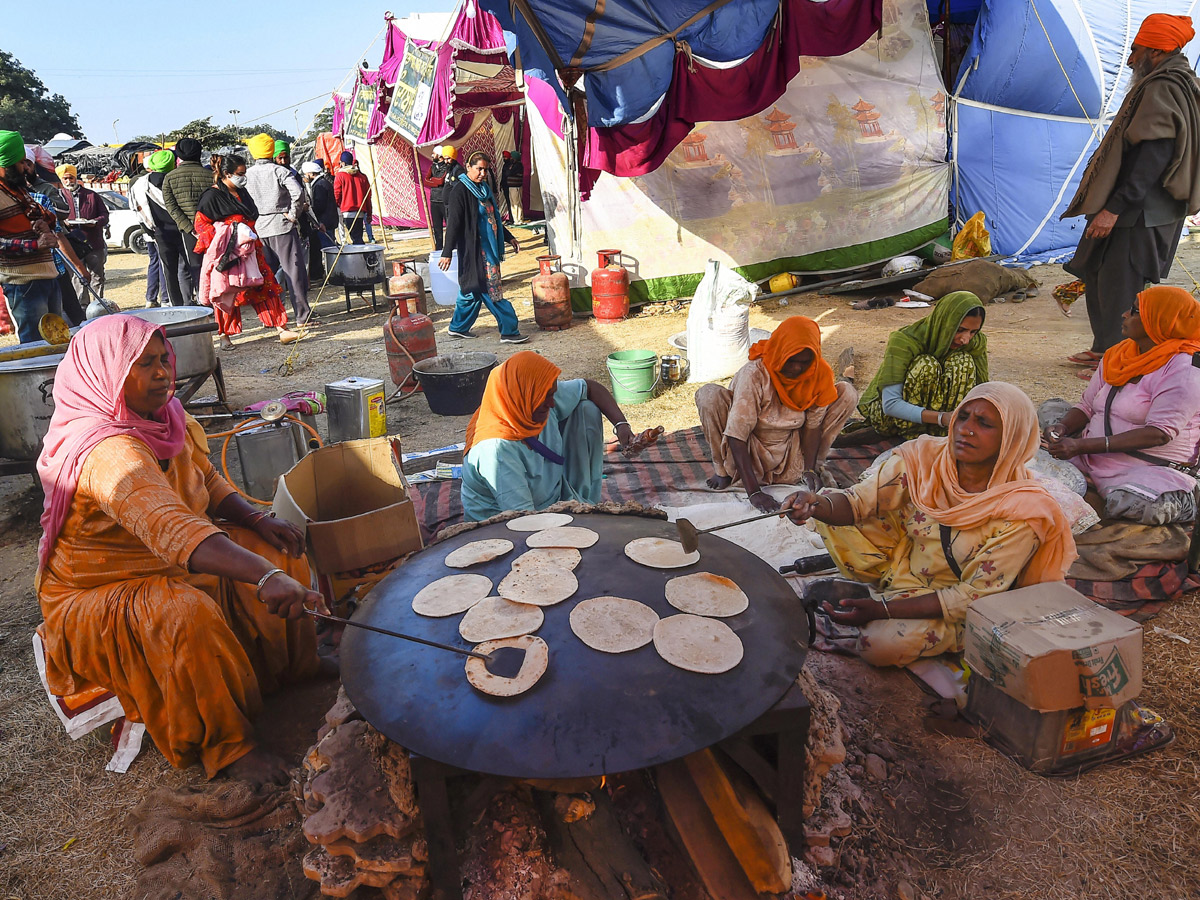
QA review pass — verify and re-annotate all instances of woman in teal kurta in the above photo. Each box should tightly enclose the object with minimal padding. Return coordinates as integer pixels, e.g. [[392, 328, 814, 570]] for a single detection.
[[461, 352, 638, 521]]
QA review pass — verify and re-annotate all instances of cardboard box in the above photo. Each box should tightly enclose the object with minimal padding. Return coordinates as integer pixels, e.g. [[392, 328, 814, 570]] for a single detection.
[[963, 582, 1142, 712], [273, 436, 423, 574]]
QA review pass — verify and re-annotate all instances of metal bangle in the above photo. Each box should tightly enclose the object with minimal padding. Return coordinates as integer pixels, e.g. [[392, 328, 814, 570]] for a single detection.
[[612, 420, 629, 435], [1104, 436, 1111, 453], [255, 567, 286, 600], [880, 597, 892, 619]]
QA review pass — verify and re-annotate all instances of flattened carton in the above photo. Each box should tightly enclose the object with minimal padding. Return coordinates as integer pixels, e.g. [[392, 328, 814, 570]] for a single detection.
[[963, 582, 1142, 712]]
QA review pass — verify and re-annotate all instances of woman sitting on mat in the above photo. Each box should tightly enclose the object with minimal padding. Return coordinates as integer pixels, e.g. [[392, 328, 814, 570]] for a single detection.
[[696, 316, 857, 513], [857, 291, 988, 440], [1046, 285, 1200, 525], [35, 316, 329, 787], [461, 351, 649, 520], [782, 382, 1075, 668]]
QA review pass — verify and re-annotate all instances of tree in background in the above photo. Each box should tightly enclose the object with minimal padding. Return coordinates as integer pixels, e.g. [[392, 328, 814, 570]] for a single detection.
[[0, 50, 80, 142], [133, 117, 296, 148]]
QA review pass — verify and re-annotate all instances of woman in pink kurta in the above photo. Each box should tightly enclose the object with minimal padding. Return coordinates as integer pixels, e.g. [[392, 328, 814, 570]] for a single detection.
[[1046, 286, 1200, 524]]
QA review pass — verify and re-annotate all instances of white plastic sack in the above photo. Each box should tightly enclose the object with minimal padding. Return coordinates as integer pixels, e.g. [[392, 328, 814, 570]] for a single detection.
[[686, 260, 757, 383], [881, 254, 923, 278]]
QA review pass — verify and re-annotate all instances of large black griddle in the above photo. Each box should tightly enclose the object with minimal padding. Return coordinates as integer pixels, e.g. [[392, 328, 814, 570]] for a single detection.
[[341, 513, 809, 780]]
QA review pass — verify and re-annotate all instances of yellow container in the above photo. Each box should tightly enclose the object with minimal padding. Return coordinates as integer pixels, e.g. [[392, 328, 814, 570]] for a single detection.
[[768, 272, 798, 293]]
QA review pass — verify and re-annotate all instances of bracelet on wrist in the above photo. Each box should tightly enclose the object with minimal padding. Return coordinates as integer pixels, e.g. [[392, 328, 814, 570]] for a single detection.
[[880, 597, 892, 619], [255, 567, 286, 600]]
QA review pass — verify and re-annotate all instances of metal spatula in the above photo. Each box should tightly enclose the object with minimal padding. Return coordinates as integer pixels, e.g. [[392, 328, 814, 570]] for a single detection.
[[676, 509, 788, 555], [305, 610, 527, 677]]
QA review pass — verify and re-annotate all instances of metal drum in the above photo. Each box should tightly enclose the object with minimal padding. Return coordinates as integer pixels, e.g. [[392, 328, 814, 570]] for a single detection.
[[0, 349, 65, 460], [323, 244, 386, 287], [127, 307, 217, 381]]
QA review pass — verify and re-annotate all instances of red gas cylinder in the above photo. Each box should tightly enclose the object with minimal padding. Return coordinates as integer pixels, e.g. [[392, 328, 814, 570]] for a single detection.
[[388, 260, 427, 315], [591, 248, 630, 324], [384, 293, 437, 391], [532, 255, 572, 331]]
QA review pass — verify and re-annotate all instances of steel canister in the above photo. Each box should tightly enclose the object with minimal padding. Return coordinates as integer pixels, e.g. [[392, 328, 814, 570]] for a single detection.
[[660, 354, 687, 385], [326, 376, 387, 443]]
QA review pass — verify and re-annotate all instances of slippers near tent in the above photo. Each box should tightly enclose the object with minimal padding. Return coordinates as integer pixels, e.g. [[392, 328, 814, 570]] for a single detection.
[[1067, 350, 1102, 366]]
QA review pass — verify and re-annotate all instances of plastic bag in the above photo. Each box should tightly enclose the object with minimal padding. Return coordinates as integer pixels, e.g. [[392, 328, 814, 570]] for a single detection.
[[881, 255, 923, 278], [686, 260, 757, 383], [951, 211, 991, 260]]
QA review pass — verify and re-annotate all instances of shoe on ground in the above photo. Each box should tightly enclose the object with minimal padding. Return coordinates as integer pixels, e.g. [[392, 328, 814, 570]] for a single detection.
[[145, 300, 161, 308], [500, 333, 530, 344], [445, 328, 476, 339], [278, 329, 301, 345], [218, 335, 235, 351]]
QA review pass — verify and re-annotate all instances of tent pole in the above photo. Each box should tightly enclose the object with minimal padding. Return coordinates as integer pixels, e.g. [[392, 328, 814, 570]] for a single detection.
[[365, 141, 392, 254], [940, 0, 952, 88]]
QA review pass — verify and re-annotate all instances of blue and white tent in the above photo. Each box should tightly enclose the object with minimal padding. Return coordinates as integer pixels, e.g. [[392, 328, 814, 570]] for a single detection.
[[951, 0, 1200, 262]]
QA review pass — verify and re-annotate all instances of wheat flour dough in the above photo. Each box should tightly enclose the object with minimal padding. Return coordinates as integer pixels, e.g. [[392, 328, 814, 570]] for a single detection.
[[506, 513, 574, 532], [664, 572, 749, 617], [412, 574, 493, 617], [498, 564, 578, 606], [466, 635, 549, 697], [444, 539, 514, 568], [525, 526, 600, 549], [624, 536, 700, 569], [458, 597, 544, 642], [569, 596, 660, 653], [653, 614, 743, 674]]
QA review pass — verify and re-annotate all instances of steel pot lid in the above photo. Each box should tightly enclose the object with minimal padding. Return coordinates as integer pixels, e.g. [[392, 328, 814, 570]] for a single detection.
[[324, 243, 385, 255], [0, 350, 66, 373]]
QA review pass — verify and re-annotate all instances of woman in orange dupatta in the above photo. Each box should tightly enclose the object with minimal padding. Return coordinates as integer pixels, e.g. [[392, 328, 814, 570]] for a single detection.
[[697, 316, 857, 512], [782, 382, 1076, 667], [460, 351, 650, 520], [36, 315, 326, 786]]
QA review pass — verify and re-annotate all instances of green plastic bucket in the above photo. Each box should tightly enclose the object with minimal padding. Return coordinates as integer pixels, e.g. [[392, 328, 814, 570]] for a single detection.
[[606, 350, 658, 405]]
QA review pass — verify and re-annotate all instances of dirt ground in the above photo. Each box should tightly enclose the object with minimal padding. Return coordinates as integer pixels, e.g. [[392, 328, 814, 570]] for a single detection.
[[2, 236, 1199, 899]]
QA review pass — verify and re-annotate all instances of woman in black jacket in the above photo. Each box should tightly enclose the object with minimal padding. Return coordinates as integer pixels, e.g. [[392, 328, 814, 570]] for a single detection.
[[438, 150, 527, 342]]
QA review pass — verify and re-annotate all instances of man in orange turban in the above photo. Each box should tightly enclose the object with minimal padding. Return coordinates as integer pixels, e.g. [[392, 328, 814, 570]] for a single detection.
[[1062, 14, 1200, 376], [696, 316, 858, 512]]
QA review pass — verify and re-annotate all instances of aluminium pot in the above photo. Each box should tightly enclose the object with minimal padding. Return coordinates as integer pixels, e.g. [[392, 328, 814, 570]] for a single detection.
[[127, 307, 217, 381], [323, 243, 386, 287], [0, 348, 65, 460]]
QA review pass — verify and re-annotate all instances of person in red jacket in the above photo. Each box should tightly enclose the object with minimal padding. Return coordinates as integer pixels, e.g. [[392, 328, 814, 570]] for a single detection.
[[332, 151, 372, 244]]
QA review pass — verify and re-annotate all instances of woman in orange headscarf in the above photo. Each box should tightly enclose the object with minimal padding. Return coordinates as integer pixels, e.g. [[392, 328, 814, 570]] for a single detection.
[[1046, 285, 1200, 524], [460, 351, 651, 520], [781, 382, 1076, 668], [696, 316, 858, 512]]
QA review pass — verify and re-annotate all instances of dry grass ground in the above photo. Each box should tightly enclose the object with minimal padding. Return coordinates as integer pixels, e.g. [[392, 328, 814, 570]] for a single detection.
[[2, 236, 1199, 899]]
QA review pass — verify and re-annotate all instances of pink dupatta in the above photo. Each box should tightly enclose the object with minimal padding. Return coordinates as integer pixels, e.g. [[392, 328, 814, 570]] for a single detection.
[[36, 315, 187, 570]]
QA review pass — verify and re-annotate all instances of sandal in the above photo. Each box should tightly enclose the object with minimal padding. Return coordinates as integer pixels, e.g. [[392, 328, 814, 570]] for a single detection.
[[1066, 350, 1103, 366], [1075, 366, 1098, 381]]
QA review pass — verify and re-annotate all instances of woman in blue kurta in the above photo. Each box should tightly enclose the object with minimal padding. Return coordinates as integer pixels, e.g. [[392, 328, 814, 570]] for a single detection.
[[461, 352, 638, 520]]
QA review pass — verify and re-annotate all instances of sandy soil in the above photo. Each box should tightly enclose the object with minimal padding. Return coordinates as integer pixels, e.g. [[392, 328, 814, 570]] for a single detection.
[[2, 237, 1199, 899]]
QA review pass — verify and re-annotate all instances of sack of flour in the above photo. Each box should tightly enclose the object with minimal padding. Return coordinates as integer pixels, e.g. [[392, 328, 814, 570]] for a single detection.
[[686, 260, 757, 383]]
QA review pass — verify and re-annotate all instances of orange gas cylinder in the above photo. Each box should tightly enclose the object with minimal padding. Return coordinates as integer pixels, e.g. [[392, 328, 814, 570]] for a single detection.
[[385, 293, 437, 391], [532, 255, 572, 331], [591, 248, 629, 324], [388, 260, 427, 315]]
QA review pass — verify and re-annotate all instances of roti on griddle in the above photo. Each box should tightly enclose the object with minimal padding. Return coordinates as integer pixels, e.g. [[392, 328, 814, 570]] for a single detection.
[[458, 597, 544, 642], [498, 564, 578, 606], [465, 634, 549, 697], [653, 614, 743, 674], [525, 526, 600, 549], [664, 572, 749, 617], [505, 512, 574, 532], [412, 574, 493, 617], [511, 547, 582, 572], [624, 536, 700, 569], [569, 596, 659, 653], [444, 539, 514, 568]]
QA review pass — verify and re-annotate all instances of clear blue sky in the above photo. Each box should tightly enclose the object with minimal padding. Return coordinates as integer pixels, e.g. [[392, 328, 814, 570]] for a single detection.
[[7, 0, 458, 144]]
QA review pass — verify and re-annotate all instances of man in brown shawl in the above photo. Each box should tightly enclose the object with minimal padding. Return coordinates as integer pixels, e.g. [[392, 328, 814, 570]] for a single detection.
[[1062, 14, 1200, 372]]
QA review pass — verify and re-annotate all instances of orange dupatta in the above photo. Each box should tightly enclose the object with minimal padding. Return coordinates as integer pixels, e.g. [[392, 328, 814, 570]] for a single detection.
[[464, 351, 562, 452], [1102, 286, 1200, 386], [892, 382, 1076, 586], [748, 316, 838, 411]]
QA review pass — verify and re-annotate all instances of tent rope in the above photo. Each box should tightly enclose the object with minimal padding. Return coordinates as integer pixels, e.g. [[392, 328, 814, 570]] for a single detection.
[[1028, 0, 1103, 141], [582, 0, 739, 74]]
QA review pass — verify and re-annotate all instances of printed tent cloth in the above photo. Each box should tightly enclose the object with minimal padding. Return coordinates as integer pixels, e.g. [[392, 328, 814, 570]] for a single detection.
[[481, 0, 883, 177]]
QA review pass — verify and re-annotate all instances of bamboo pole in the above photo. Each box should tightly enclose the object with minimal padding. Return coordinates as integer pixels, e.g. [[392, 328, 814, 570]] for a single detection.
[[364, 141, 392, 254]]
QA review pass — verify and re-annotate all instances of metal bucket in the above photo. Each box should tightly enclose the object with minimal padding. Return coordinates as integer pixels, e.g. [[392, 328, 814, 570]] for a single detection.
[[127, 307, 217, 381], [323, 244, 385, 287], [0, 348, 65, 460]]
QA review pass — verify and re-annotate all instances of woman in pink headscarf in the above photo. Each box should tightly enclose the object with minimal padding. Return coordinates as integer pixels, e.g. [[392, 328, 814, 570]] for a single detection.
[[35, 315, 327, 787]]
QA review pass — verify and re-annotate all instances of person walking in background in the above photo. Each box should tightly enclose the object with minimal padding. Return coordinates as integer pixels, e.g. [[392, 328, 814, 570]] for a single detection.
[[301, 161, 335, 281], [244, 133, 313, 327], [501, 150, 525, 225], [162, 137, 210, 293], [128, 162, 166, 308], [333, 151, 371, 244], [423, 144, 464, 251], [25, 151, 86, 323], [144, 149, 193, 306], [55, 164, 109, 295], [439, 150, 527, 343], [1062, 13, 1200, 376]]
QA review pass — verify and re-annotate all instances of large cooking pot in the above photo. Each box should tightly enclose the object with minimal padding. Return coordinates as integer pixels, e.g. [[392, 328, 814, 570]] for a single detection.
[[323, 243, 386, 287], [0, 348, 65, 460], [127, 307, 217, 380]]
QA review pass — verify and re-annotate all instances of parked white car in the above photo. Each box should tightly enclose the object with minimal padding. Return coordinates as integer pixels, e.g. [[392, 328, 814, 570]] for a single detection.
[[99, 190, 149, 254]]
